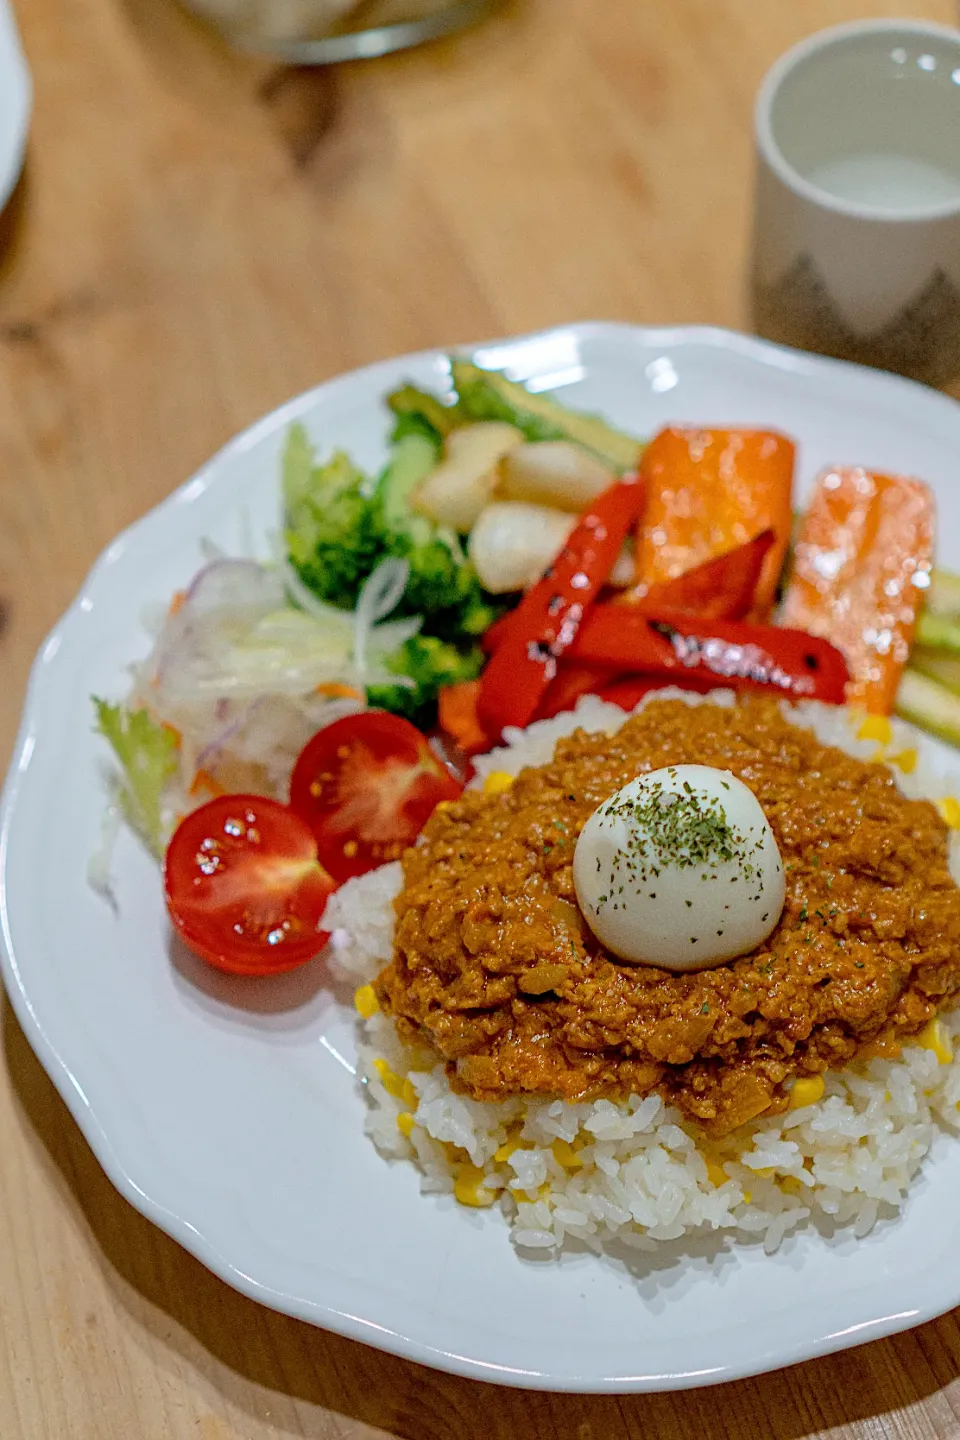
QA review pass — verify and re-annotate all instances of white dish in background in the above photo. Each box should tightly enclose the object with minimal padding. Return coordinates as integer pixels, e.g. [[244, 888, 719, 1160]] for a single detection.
[[3, 323, 960, 1394], [0, 0, 29, 211]]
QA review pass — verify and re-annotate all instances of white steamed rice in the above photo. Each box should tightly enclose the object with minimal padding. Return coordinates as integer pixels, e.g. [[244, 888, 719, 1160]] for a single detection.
[[325, 688, 960, 1256]]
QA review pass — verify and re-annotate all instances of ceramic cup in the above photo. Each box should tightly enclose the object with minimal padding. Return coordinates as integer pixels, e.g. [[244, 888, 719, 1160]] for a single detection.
[[752, 20, 960, 387]]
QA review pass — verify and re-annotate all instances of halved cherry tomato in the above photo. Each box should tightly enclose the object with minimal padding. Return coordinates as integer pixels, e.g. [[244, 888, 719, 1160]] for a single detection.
[[289, 711, 463, 882], [164, 795, 335, 975]]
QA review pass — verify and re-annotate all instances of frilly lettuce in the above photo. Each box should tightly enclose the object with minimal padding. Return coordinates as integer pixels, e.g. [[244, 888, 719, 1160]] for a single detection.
[[93, 700, 179, 855]]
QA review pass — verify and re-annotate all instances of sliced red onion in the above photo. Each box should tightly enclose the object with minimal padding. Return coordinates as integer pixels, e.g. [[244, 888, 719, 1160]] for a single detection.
[[154, 559, 283, 693]]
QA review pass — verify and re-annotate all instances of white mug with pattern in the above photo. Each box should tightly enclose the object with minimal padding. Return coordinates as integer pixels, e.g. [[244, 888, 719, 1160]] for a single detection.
[[752, 20, 960, 388]]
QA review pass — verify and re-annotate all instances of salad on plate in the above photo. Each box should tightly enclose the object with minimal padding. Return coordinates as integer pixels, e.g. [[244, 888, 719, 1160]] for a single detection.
[[92, 354, 960, 976]]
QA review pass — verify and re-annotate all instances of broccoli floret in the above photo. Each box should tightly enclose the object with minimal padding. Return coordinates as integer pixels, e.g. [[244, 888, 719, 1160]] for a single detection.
[[372, 433, 503, 639], [380, 525, 502, 640], [367, 635, 484, 729], [283, 422, 504, 685], [283, 424, 381, 606]]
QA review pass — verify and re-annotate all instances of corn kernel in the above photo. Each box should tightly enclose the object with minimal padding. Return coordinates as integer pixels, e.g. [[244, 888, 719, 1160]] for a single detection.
[[354, 984, 379, 1019], [397, 1112, 416, 1138], [483, 771, 515, 796], [917, 1017, 953, 1064], [939, 797, 960, 830], [705, 1159, 728, 1188], [790, 1075, 825, 1109], [454, 1165, 497, 1208], [516, 1184, 551, 1204], [890, 748, 918, 774], [857, 716, 892, 745], [401, 1078, 418, 1110], [780, 1176, 802, 1196], [372, 1059, 405, 1099], [494, 1131, 529, 1163], [551, 1139, 583, 1170]]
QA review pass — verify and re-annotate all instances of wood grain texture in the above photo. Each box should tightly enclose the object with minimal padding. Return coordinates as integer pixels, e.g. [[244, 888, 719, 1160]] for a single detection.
[[1, 0, 959, 1434]]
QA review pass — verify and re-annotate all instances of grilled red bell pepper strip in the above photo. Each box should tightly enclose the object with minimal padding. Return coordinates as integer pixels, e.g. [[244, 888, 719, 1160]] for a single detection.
[[569, 606, 849, 703], [635, 530, 776, 621], [477, 475, 645, 736], [481, 610, 512, 656], [485, 528, 776, 659], [535, 664, 615, 720], [595, 674, 714, 709]]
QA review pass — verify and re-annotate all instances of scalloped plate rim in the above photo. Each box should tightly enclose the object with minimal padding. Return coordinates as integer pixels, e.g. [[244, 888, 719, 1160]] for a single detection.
[[4, 322, 960, 1394]]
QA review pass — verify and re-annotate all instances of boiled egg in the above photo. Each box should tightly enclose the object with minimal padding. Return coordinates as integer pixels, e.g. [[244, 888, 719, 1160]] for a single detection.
[[572, 764, 785, 972]]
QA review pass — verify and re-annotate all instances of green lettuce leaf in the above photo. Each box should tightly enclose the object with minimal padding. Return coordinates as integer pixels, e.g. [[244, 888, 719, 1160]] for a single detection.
[[93, 699, 178, 855]]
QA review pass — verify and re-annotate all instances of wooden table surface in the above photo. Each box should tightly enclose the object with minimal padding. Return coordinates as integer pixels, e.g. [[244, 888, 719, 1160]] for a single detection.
[[2, 0, 960, 1434]]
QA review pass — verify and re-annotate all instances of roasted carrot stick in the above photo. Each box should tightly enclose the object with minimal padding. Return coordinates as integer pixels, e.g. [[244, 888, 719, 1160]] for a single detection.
[[780, 467, 934, 714], [626, 428, 795, 617], [437, 680, 489, 755]]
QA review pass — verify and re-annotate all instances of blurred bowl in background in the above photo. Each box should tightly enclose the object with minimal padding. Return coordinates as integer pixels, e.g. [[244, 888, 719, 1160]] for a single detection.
[[0, 0, 30, 211], [180, 0, 500, 61]]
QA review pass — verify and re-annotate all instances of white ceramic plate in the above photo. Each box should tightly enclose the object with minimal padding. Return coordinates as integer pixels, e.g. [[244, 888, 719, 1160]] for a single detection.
[[5, 324, 960, 1394], [0, 0, 29, 211]]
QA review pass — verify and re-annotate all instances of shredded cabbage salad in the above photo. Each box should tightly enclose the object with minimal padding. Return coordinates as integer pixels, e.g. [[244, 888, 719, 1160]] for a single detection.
[[93, 554, 422, 870]]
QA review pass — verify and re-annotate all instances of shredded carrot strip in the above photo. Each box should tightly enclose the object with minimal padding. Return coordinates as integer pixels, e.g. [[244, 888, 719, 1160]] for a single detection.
[[314, 682, 364, 701], [189, 768, 225, 798]]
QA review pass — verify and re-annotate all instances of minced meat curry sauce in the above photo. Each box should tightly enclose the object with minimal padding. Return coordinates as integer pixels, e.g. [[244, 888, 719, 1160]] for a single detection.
[[376, 698, 960, 1135]]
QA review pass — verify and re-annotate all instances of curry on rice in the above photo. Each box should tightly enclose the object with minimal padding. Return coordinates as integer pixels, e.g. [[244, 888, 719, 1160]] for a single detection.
[[375, 697, 960, 1135]]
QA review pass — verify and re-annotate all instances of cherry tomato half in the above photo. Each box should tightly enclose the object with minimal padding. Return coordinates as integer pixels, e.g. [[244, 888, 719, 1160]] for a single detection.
[[164, 795, 336, 975], [289, 711, 463, 882]]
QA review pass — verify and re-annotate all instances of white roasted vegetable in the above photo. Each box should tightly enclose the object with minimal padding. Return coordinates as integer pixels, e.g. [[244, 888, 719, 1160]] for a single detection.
[[411, 422, 523, 533], [499, 440, 616, 512], [467, 502, 575, 594]]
